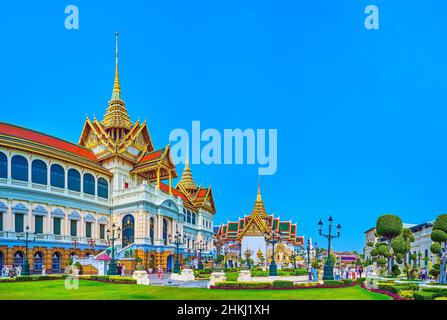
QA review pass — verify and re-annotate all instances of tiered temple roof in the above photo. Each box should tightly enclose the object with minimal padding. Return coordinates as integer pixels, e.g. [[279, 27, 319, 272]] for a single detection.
[[215, 183, 304, 246]]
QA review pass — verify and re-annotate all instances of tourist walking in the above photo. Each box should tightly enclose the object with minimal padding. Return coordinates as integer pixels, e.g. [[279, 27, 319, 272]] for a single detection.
[[42, 265, 46, 275], [121, 264, 125, 276], [116, 263, 122, 276], [157, 265, 163, 279]]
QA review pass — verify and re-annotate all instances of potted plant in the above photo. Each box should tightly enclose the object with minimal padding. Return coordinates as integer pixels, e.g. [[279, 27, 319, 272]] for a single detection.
[[135, 255, 145, 271]]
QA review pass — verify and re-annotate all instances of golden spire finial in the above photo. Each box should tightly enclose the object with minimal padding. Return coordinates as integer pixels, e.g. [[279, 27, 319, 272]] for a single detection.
[[250, 178, 268, 218], [112, 32, 121, 98], [178, 147, 196, 191], [102, 32, 132, 130]]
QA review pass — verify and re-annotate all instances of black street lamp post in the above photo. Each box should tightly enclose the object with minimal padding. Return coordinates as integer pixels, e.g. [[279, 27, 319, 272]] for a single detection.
[[106, 223, 121, 275], [87, 239, 96, 275], [169, 231, 184, 273], [72, 240, 79, 257], [17, 226, 35, 276], [306, 239, 312, 280], [318, 216, 341, 281], [290, 247, 298, 270], [195, 240, 207, 270], [264, 228, 281, 276], [224, 247, 229, 268]]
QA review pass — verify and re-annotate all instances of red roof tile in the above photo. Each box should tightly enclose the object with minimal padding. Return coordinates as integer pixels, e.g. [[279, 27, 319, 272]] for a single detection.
[[159, 182, 188, 202], [139, 150, 163, 163], [0, 122, 98, 162]]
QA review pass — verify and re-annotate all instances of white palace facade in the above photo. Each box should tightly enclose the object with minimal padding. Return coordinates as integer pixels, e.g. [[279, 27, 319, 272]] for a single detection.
[[0, 35, 216, 274]]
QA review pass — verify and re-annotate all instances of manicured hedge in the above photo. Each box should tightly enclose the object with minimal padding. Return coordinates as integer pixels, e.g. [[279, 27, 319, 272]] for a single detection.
[[84, 275, 136, 284], [272, 280, 294, 288], [323, 280, 344, 286], [214, 281, 273, 289], [15, 275, 68, 282], [212, 280, 358, 290], [378, 282, 418, 295], [413, 291, 441, 300], [421, 287, 447, 295]]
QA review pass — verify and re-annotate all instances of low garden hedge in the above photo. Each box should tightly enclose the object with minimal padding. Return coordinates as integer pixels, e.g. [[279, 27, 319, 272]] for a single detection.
[[272, 280, 294, 288], [82, 275, 137, 284], [212, 280, 358, 290], [15, 275, 68, 282], [213, 281, 273, 289], [413, 291, 442, 300]]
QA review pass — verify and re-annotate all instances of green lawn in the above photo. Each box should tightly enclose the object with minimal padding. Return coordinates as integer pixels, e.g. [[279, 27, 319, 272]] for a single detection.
[[0, 280, 391, 300]]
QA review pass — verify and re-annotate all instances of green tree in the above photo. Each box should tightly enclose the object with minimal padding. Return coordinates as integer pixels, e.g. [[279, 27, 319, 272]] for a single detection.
[[430, 214, 447, 284], [376, 214, 403, 275]]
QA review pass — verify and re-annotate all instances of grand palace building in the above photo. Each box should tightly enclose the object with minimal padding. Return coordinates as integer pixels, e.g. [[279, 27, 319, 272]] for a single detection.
[[0, 34, 216, 274]]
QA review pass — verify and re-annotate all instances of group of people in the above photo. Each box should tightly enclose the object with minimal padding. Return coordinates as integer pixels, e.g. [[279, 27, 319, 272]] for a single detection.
[[115, 263, 126, 276], [147, 265, 165, 279], [1, 265, 22, 278], [334, 265, 363, 280]]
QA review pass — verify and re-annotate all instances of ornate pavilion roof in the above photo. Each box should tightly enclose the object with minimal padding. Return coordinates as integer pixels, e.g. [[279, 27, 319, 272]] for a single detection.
[[215, 183, 304, 246]]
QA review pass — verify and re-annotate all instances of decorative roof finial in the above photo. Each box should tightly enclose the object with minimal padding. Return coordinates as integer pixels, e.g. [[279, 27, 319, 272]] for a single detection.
[[102, 32, 132, 130], [112, 31, 121, 99], [178, 146, 196, 190]]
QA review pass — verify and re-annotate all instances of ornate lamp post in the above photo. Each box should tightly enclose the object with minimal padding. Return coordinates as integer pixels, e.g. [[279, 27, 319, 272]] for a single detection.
[[87, 239, 96, 255], [314, 241, 319, 261], [106, 223, 121, 275], [223, 247, 229, 268], [17, 226, 35, 276], [290, 247, 298, 270], [169, 230, 184, 274], [87, 239, 96, 275], [264, 228, 281, 276], [318, 216, 341, 281], [195, 240, 207, 270], [306, 239, 312, 280], [72, 239, 79, 257]]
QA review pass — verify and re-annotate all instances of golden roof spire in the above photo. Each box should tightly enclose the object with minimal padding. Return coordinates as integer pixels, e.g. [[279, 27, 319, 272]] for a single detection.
[[102, 32, 133, 130], [112, 31, 121, 98], [178, 149, 197, 190], [251, 179, 268, 218]]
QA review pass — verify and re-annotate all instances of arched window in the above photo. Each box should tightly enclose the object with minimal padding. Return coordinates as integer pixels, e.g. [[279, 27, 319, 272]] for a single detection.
[[187, 211, 191, 224], [97, 178, 109, 199], [0, 152, 7, 179], [33, 251, 43, 273], [11, 155, 28, 181], [163, 219, 168, 245], [83, 173, 95, 195], [122, 214, 135, 247], [67, 169, 81, 192], [13, 251, 24, 266], [52, 252, 61, 273], [31, 160, 47, 185], [192, 213, 196, 225], [50, 164, 65, 188], [149, 217, 154, 245]]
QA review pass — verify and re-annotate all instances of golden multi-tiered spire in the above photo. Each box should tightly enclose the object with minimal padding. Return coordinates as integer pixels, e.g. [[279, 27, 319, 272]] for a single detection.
[[250, 179, 268, 218], [178, 151, 197, 191], [102, 32, 133, 131]]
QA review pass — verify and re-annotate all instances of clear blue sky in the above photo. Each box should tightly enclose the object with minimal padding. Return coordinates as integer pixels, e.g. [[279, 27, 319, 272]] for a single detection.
[[2, 1, 447, 252]]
